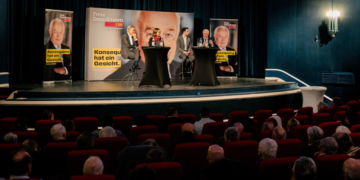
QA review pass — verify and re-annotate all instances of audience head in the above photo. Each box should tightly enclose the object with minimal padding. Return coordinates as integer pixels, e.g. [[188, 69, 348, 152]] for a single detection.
[[62, 119, 74, 131], [15, 117, 28, 131], [291, 157, 317, 180], [146, 148, 165, 163], [272, 126, 287, 140], [3, 133, 18, 143], [83, 156, 104, 175], [224, 127, 240, 142], [200, 107, 210, 118], [182, 123, 194, 133], [207, 145, 224, 164], [336, 126, 351, 134], [135, 116, 148, 126], [42, 110, 54, 120], [233, 122, 244, 133], [258, 138, 278, 160], [307, 126, 324, 143], [317, 102, 329, 112], [166, 105, 178, 117], [179, 131, 195, 143], [76, 132, 94, 150], [269, 115, 282, 127], [99, 126, 116, 138], [101, 115, 114, 127], [332, 97, 343, 108], [332, 133, 353, 154], [20, 139, 38, 152], [345, 110, 358, 126], [10, 150, 32, 176], [319, 137, 338, 155], [343, 158, 360, 180], [141, 138, 159, 146], [50, 123, 66, 141], [287, 118, 300, 132], [262, 121, 274, 131], [129, 166, 157, 180]]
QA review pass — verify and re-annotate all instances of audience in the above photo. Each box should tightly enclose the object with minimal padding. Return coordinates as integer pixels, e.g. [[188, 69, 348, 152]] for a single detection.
[[182, 123, 195, 134], [179, 131, 195, 144], [258, 138, 278, 161], [2, 133, 18, 143], [92, 115, 125, 138], [302, 126, 324, 157], [272, 126, 287, 140], [140, 139, 159, 146], [269, 115, 282, 127], [50, 123, 66, 142], [314, 137, 338, 158], [194, 107, 215, 135], [336, 126, 351, 134], [83, 156, 104, 175], [20, 139, 38, 152], [233, 122, 244, 133], [287, 118, 300, 134], [145, 148, 165, 163], [129, 166, 157, 180], [317, 101, 329, 113], [229, 116, 255, 135], [332, 97, 343, 109], [14, 117, 28, 131], [291, 157, 317, 180], [99, 126, 116, 138], [224, 127, 240, 143], [344, 110, 358, 129], [42, 110, 54, 120], [76, 132, 94, 150], [157, 105, 183, 133], [262, 121, 274, 131], [343, 158, 360, 180], [9, 150, 32, 179], [332, 133, 360, 157], [62, 119, 74, 131]]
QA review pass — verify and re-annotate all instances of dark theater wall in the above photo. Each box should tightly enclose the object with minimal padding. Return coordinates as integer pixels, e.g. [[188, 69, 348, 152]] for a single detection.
[[268, 0, 360, 102]]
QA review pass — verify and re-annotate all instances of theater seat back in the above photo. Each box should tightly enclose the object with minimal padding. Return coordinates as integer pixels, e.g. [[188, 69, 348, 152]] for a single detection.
[[289, 125, 312, 146], [11, 131, 39, 144], [135, 162, 182, 180], [315, 154, 350, 180], [194, 134, 214, 144], [257, 157, 298, 180], [209, 113, 224, 122], [147, 115, 165, 126], [276, 139, 301, 158], [0, 118, 17, 138], [129, 125, 158, 145], [254, 110, 273, 134], [112, 116, 133, 138], [45, 142, 77, 173], [178, 114, 196, 124], [202, 122, 228, 142], [73, 117, 98, 134], [311, 113, 331, 126], [224, 140, 258, 166], [35, 120, 62, 147], [239, 132, 253, 140], [227, 111, 249, 125], [277, 108, 294, 123], [319, 122, 340, 137], [297, 107, 313, 120]]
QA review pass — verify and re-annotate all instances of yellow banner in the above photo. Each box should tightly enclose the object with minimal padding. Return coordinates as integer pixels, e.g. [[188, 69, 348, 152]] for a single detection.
[[93, 48, 121, 67], [46, 49, 70, 64], [215, 50, 235, 63]]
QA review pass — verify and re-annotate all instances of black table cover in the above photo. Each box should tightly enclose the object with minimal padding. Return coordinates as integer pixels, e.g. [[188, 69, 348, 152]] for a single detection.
[[139, 47, 171, 87], [190, 47, 220, 86]]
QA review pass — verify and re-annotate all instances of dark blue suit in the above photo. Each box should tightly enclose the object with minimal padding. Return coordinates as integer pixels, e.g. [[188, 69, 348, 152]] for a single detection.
[[196, 37, 214, 45]]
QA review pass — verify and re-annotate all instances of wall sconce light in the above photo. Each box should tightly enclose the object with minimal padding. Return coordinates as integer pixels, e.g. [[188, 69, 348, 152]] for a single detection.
[[327, 11, 340, 38]]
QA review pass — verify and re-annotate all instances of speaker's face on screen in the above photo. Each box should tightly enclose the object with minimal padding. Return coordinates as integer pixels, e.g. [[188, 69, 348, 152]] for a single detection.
[[134, 11, 179, 63], [215, 28, 229, 49], [49, 21, 64, 47]]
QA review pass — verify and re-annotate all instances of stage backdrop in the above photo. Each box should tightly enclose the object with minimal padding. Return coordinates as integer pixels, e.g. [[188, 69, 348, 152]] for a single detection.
[[43, 9, 73, 82], [210, 19, 238, 77], [85, 7, 194, 80]]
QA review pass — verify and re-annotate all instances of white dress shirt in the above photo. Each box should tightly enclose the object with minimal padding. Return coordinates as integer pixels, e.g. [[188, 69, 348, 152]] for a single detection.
[[183, 35, 187, 51], [194, 118, 215, 135]]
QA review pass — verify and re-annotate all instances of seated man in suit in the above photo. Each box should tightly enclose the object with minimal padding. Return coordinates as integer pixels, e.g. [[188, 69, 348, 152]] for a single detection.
[[177, 27, 195, 73], [121, 25, 141, 70], [197, 29, 214, 47], [149, 28, 165, 47]]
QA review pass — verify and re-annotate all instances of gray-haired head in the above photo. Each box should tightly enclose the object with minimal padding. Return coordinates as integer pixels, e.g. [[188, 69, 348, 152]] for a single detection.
[[343, 158, 360, 180], [3, 133, 18, 143], [214, 26, 230, 39], [258, 138, 278, 160], [49, 18, 65, 34], [262, 121, 274, 131], [319, 137, 338, 155], [99, 126, 116, 138], [83, 156, 104, 175], [272, 126, 287, 140], [292, 157, 317, 180], [307, 126, 324, 143], [50, 123, 66, 141], [224, 127, 240, 142], [336, 126, 351, 134], [332, 133, 353, 154]]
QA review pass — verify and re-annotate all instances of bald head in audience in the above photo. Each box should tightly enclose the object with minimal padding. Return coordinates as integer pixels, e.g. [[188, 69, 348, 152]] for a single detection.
[[50, 123, 66, 141], [291, 157, 317, 180], [343, 158, 360, 180], [83, 156, 104, 175], [233, 122, 244, 133], [207, 145, 224, 164], [182, 123, 194, 133], [272, 126, 287, 140], [10, 150, 32, 178], [336, 126, 351, 134], [258, 138, 278, 160]]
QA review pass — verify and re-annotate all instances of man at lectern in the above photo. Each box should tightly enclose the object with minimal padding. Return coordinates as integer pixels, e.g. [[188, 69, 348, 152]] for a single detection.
[[176, 27, 195, 72], [44, 18, 71, 81], [120, 25, 141, 70], [197, 29, 214, 47]]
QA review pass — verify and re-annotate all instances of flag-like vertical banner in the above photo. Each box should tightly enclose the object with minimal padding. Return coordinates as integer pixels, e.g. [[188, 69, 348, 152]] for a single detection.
[[43, 9, 73, 82], [210, 19, 239, 77]]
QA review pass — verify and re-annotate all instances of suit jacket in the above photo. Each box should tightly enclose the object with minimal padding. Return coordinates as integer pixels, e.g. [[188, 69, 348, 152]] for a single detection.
[[214, 45, 238, 76], [196, 37, 214, 45], [176, 35, 191, 56], [149, 37, 165, 47], [43, 40, 71, 81], [120, 33, 138, 59], [157, 117, 184, 133]]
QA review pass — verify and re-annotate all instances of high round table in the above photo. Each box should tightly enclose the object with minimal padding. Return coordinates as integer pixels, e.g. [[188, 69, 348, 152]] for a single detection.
[[190, 47, 220, 86], [300, 86, 327, 112], [139, 47, 171, 87]]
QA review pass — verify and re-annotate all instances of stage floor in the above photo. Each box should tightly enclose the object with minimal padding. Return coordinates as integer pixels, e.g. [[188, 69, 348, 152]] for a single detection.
[[5, 78, 298, 101]]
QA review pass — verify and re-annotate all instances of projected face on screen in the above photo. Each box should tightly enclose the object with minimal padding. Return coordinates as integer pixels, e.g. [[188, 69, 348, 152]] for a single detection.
[[133, 11, 179, 63]]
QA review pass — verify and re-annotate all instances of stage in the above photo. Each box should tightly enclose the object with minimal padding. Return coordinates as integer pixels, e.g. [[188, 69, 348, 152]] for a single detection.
[[0, 78, 302, 127]]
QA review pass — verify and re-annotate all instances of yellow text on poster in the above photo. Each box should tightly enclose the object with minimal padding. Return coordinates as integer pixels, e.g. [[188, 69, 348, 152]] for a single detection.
[[215, 50, 235, 63], [93, 48, 121, 68], [46, 49, 70, 64]]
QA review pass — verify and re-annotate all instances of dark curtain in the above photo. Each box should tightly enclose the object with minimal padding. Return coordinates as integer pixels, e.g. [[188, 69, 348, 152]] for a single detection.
[[2, 0, 267, 83]]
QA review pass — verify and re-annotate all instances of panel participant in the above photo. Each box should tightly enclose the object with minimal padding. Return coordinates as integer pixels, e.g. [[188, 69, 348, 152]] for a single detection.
[[121, 25, 141, 69], [197, 29, 214, 47], [148, 28, 164, 47], [176, 27, 195, 73], [213, 26, 238, 76], [44, 18, 71, 81]]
